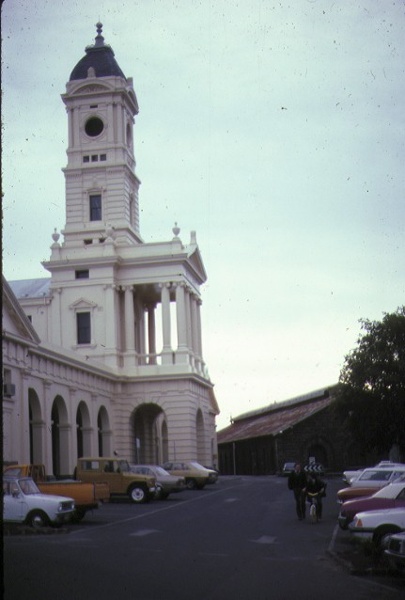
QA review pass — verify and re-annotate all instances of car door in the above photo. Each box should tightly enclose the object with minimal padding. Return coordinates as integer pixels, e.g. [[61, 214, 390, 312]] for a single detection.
[[3, 481, 26, 522], [394, 486, 405, 508]]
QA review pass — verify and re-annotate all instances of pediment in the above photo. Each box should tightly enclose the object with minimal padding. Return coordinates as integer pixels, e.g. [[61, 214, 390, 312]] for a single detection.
[[71, 83, 112, 95], [187, 247, 207, 284], [69, 298, 98, 310]]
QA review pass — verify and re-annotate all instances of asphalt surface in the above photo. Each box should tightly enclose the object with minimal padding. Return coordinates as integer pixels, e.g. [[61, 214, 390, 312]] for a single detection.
[[3, 475, 404, 599]]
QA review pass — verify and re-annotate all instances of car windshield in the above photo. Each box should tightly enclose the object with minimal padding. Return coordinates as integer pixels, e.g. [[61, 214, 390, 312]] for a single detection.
[[359, 469, 392, 482], [19, 479, 40, 495], [153, 466, 170, 476], [131, 466, 151, 475], [189, 462, 206, 471], [118, 460, 131, 472]]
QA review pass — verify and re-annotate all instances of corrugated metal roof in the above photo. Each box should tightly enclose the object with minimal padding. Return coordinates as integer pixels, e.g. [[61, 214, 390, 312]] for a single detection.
[[8, 278, 51, 299], [217, 393, 334, 444]]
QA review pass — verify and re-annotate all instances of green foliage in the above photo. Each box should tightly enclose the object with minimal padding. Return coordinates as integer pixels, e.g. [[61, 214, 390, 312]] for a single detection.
[[335, 307, 405, 455]]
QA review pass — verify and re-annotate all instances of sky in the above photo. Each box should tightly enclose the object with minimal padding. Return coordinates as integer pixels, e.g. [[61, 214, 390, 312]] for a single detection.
[[2, 0, 405, 431]]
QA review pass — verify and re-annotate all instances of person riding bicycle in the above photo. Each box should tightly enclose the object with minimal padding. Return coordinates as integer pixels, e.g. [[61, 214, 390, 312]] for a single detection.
[[305, 473, 326, 520]]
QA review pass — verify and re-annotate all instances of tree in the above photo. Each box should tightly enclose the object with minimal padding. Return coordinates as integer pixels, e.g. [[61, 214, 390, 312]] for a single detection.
[[335, 307, 405, 459]]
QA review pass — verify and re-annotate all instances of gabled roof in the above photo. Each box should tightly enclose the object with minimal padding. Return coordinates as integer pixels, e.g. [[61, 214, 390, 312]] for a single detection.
[[217, 387, 336, 444], [2, 276, 41, 344]]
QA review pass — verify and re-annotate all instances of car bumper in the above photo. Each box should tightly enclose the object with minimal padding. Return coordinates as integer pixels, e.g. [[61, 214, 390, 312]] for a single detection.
[[54, 512, 74, 524], [350, 529, 374, 543], [338, 514, 350, 529]]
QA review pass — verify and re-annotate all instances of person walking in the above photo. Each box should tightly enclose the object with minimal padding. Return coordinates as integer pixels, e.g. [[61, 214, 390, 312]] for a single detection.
[[288, 463, 307, 520]]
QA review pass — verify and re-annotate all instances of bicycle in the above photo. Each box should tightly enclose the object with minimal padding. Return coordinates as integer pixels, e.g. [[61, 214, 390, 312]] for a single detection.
[[307, 492, 320, 524]]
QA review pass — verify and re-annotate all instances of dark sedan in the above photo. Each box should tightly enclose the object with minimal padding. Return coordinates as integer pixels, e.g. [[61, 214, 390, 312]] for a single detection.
[[338, 481, 405, 529]]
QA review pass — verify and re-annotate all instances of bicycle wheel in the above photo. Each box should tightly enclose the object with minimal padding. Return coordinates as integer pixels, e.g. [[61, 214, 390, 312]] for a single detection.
[[309, 502, 317, 524]]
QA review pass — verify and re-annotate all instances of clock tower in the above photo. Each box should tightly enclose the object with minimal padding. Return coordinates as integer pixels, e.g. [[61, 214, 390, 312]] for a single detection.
[[61, 23, 142, 248]]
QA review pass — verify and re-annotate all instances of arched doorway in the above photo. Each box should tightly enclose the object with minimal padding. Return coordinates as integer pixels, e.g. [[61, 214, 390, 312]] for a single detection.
[[131, 403, 166, 464], [28, 388, 43, 464], [97, 406, 111, 456], [76, 401, 91, 458], [307, 442, 329, 468], [51, 396, 69, 476]]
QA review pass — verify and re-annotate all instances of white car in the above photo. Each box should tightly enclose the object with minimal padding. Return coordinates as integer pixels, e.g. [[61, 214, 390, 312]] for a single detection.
[[349, 466, 405, 488], [344, 462, 405, 485], [3, 476, 75, 528], [349, 507, 405, 547]]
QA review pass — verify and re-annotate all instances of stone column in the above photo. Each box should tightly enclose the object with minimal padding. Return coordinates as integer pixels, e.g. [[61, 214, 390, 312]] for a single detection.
[[134, 294, 145, 365], [51, 288, 62, 346], [20, 370, 31, 463], [196, 299, 206, 375], [185, 287, 193, 365], [43, 379, 53, 473], [147, 303, 157, 364], [160, 283, 172, 364], [107, 103, 114, 143], [104, 284, 116, 350], [66, 107, 73, 148], [190, 293, 199, 370], [124, 286, 135, 352], [59, 424, 72, 476], [175, 282, 189, 364]]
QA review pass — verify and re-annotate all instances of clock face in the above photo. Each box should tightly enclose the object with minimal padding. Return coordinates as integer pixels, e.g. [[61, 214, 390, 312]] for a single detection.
[[85, 116, 104, 137]]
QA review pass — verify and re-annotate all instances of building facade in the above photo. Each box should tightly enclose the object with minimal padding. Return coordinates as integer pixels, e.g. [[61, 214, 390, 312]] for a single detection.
[[3, 24, 219, 476], [217, 388, 364, 476]]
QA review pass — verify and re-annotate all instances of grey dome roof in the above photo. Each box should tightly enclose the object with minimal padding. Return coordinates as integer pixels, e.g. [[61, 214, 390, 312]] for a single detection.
[[69, 23, 126, 81]]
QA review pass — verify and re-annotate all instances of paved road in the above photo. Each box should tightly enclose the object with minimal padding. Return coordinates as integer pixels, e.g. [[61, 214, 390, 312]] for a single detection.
[[3, 476, 403, 599]]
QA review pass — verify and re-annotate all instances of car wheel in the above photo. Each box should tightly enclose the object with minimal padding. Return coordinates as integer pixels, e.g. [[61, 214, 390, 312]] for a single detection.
[[72, 508, 86, 522], [128, 485, 147, 504], [338, 519, 348, 531], [154, 484, 163, 500], [26, 510, 50, 529], [186, 478, 197, 490], [373, 526, 401, 548]]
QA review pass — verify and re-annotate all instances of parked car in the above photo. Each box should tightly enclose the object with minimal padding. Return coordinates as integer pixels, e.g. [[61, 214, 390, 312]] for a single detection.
[[342, 467, 366, 485], [349, 507, 405, 548], [384, 531, 405, 573], [338, 482, 405, 529], [130, 465, 185, 499], [281, 462, 296, 476], [343, 462, 404, 485], [349, 466, 405, 488], [162, 461, 216, 489], [4, 463, 109, 522], [76, 457, 156, 503], [337, 470, 405, 503], [3, 476, 75, 528]]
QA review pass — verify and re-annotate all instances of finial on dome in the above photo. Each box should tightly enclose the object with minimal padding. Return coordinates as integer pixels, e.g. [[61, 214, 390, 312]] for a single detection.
[[95, 22, 105, 47]]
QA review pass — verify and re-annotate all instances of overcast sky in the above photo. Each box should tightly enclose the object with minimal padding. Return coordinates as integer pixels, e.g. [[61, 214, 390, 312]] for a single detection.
[[2, 0, 405, 430]]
